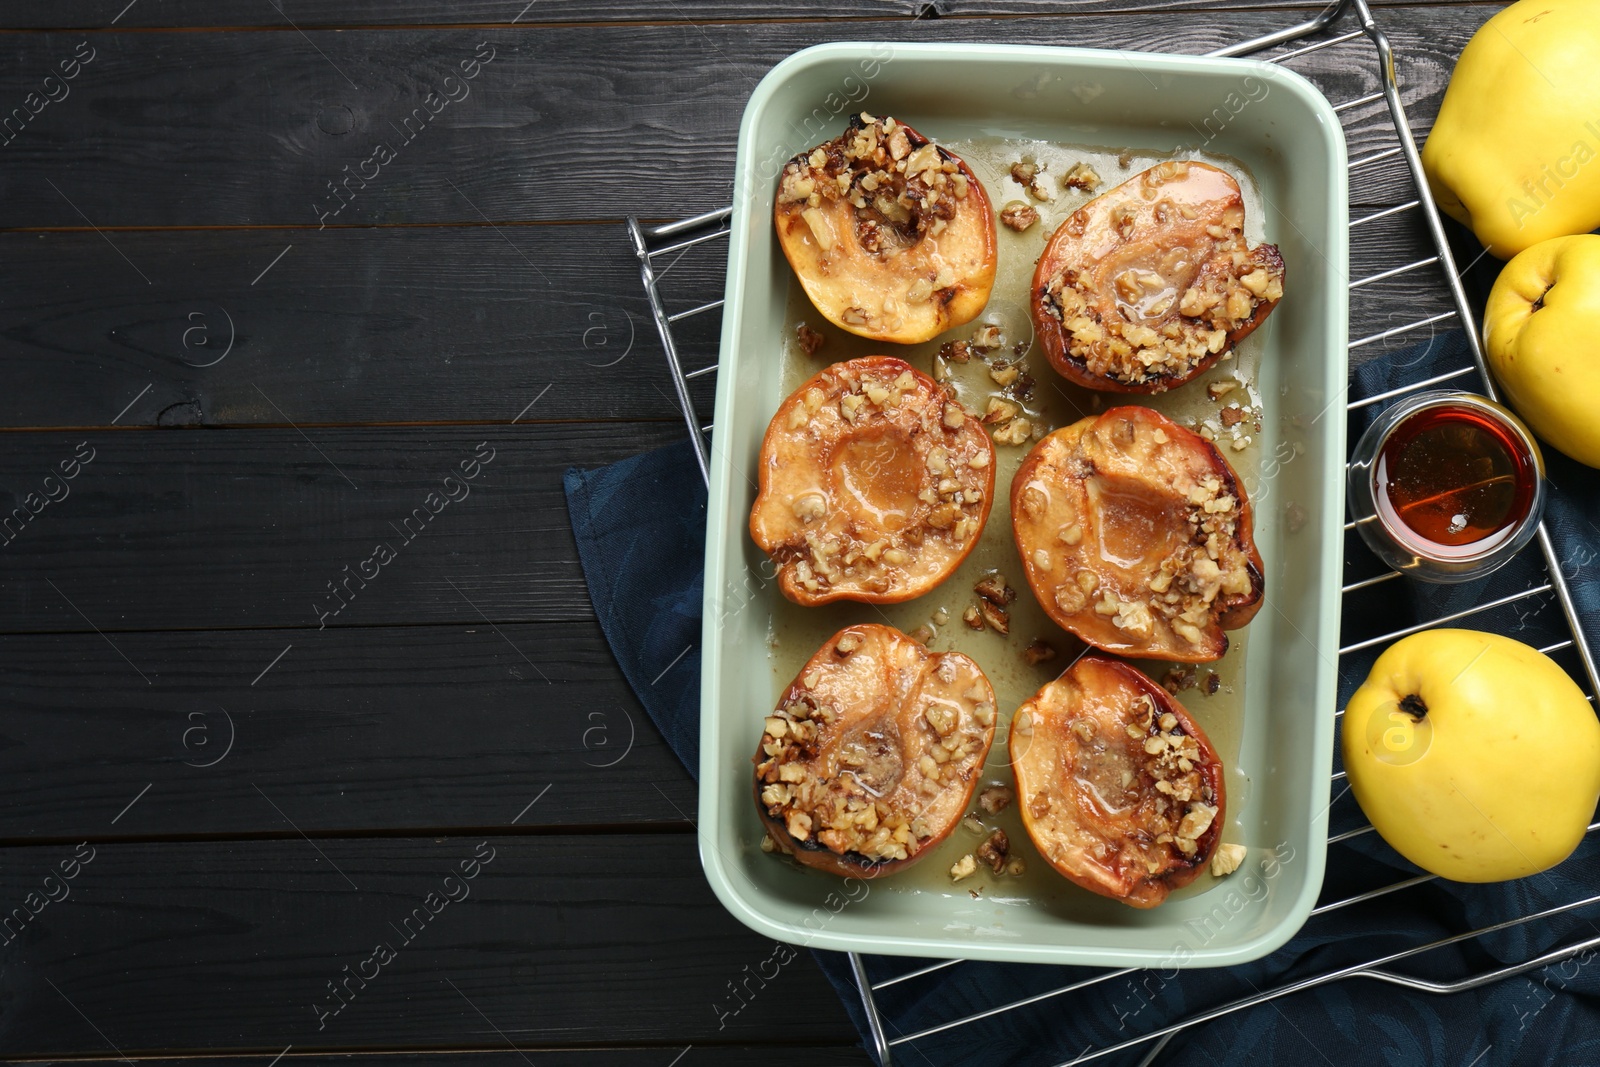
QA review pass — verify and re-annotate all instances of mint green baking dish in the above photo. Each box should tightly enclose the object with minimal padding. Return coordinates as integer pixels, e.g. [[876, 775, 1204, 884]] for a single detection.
[[700, 42, 1348, 967]]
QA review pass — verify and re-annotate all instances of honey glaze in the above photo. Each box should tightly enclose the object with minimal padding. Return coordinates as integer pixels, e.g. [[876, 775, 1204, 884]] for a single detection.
[[1375, 405, 1537, 554]]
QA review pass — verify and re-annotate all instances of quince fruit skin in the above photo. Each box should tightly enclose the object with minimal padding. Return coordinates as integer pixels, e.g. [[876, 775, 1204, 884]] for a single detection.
[[1484, 233, 1600, 468], [1343, 629, 1600, 883], [1421, 0, 1600, 259]]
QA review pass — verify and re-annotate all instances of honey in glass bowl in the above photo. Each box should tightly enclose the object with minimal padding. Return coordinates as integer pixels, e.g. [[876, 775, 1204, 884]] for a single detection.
[[1348, 391, 1544, 583]]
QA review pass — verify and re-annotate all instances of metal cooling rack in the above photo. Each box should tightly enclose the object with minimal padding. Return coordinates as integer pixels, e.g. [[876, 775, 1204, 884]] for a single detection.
[[626, 1, 1600, 1061]]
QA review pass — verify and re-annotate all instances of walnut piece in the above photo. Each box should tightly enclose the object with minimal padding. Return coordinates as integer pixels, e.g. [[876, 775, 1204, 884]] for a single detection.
[[976, 829, 1010, 873], [978, 785, 1013, 814], [950, 853, 978, 882], [939, 339, 973, 364], [796, 322, 827, 356], [1023, 639, 1058, 666], [1063, 162, 1101, 191], [1000, 200, 1040, 232], [1210, 842, 1247, 877], [991, 418, 1032, 447], [974, 574, 1015, 605], [971, 324, 1004, 351]]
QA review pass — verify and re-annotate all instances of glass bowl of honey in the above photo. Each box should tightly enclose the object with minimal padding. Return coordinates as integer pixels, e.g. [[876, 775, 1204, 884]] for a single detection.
[[1347, 390, 1545, 583]]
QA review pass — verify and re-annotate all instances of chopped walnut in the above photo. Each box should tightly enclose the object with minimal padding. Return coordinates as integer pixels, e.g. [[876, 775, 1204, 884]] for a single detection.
[[1161, 666, 1197, 694], [1220, 405, 1244, 427], [909, 624, 935, 645], [950, 853, 979, 882], [757, 635, 995, 868], [1023, 639, 1058, 666], [983, 397, 1021, 424], [1204, 671, 1221, 695], [979, 601, 1010, 635], [991, 418, 1033, 447], [971, 324, 1004, 351], [989, 361, 1020, 387], [1000, 200, 1040, 232], [939, 339, 973, 364], [1005, 857, 1026, 876], [778, 114, 968, 281], [974, 574, 1015, 606], [976, 829, 1010, 874], [962, 604, 984, 630], [1097, 694, 1222, 865], [977, 785, 1013, 815], [1210, 842, 1247, 877], [796, 322, 827, 356], [1063, 162, 1100, 191], [1207, 379, 1237, 400]]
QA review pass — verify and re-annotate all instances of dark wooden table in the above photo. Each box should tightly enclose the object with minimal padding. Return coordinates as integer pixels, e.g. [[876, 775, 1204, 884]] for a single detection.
[[0, 1, 1489, 1063]]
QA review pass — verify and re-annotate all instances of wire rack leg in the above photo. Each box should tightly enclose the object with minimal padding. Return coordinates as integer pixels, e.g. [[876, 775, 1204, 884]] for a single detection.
[[850, 951, 894, 1066], [627, 215, 711, 484]]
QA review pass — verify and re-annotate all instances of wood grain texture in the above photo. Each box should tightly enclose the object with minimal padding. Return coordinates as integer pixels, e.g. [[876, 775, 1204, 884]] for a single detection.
[[0, 225, 719, 430], [0, 620, 701, 840], [0, 835, 862, 1055], [0, 0, 922, 29], [0, 0, 1498, 28], [15, 1052, 874, 1066], [0, 424, 689, 633], [0, 10, 1467, 227], [0, 202, 1454, 430]]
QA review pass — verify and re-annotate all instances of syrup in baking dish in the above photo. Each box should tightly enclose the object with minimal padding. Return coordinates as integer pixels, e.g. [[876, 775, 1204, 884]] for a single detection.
[[761, 137, 1297, 910]]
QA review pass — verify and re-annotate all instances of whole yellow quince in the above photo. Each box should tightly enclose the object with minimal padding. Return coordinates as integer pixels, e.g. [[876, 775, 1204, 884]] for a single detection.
[[1484, 233, 1600, 468], [1422, 0, 1600, 258], [1343, 629, 1600, 882]]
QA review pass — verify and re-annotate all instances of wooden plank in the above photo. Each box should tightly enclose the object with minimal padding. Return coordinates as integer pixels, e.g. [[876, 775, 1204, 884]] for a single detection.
[[0, 835, 864, 1054], [0, 196, 1455, 431], [0, 424, 687, 633], [0, 620, 701, 840], [0, 0, 1493, 28], [0, 0, 920, 28], [0, 225, 720, 429], [935, 0, 1497, 13], [7, 1051, 874, 1066], [0, 11, 1473, 227]]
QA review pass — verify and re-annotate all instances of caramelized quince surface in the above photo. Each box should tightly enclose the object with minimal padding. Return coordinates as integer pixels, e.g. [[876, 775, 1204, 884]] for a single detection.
[[755, 624, 998, 876], [1010, 655, 1226, 908], [750, 356, 994, 605], [1011, 406, 1262, 662], [775, 113, 997, 345], [1031, 160, 1284, 393]]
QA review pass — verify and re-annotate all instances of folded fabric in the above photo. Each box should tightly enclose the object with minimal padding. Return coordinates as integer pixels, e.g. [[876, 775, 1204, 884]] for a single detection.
[[564, 330, 1600, 1067]]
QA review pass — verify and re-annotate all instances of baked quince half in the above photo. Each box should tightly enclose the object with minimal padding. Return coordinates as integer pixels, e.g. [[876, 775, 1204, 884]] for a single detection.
[[775, 113, 997, 344], [756, 624, 998, 876], [1012, 406, 1262, 662], [1010, 654, 1225, 908], [1032, 160, 1284, 392], [750, 356, 994, 605]]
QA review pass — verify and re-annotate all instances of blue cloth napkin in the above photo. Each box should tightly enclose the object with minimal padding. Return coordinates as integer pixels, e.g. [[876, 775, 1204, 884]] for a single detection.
[[564, 330, 1600, 1067]]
